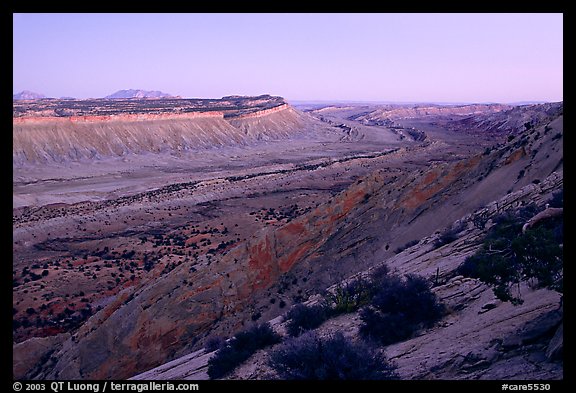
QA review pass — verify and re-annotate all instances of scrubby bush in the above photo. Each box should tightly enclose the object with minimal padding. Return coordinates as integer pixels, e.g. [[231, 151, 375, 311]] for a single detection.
[[457, 202, 563, 305], [433, 222, 466, 249], [285, 303, 330, 337], [285, 266, 392, 338], [369, 264, 391, 285], [325, 277, 375, 315], [323, 266, 392, 316], [268, 331, 398, 380], [359, 274, 444, 345], [207, 323, 281, 379], [204, 336, 226, 352], [549, 190, 563, 208], [359, 309, 415, 345]]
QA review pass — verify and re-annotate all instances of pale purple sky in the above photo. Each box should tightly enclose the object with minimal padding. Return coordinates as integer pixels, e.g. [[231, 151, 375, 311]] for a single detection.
[[13, 13, 563, 103]]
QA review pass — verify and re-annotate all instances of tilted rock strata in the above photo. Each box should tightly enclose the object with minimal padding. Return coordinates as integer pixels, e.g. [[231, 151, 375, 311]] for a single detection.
[[128, 170, 563, 381], [31, 179, 371, 379]]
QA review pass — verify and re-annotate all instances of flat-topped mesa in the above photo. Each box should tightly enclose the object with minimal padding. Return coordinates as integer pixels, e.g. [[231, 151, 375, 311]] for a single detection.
[[12, 95, 287, 119], [13, 95, 311, 165]]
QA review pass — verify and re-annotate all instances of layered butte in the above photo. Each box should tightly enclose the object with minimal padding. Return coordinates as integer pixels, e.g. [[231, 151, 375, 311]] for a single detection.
[[13, 95, 312, 165]]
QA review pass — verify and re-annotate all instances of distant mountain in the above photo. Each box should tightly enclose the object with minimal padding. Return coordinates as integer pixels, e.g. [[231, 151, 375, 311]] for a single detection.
[[13, 90, 46, 100], [105, 89, 173, 99]]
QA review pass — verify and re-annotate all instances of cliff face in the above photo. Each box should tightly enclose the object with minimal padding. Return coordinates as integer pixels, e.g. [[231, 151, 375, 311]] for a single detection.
[[228, 105, 311, 140], [13, 115, 238, 164], [13, 97, 312, 165]]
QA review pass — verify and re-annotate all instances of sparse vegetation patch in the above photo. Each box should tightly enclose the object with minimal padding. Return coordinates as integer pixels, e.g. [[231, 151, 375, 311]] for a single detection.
[[457, 198, 563, 305], [207, 323, 281, 379], [359, 272, 444, 345], [268, 331, 399, 380]]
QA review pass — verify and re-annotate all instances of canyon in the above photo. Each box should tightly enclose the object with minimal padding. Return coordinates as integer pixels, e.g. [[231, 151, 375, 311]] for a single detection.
[[13, 95, 563, 380]]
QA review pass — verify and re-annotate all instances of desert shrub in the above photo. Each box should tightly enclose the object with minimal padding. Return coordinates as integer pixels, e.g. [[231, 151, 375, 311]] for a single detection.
[[206, 342, 247, 379], [549, 190, 563, 208], [13, 319, 21, 330], [457, 204, 563, 305], [232, 322, 281, 353], [359, 309, 415, 345], [204, 336, 226, 352], [369, 264, 390, 285], [359, 274, 444, 345], [325, 277, 375, 315], [457, 252, 518, 302], [433, 222, 465, 249], [207, 323, 281, 379], [512, 226, 563, 291], [268, 331, 398, 380], [285, 303, 330, 337], [286, 266, 392, 338]]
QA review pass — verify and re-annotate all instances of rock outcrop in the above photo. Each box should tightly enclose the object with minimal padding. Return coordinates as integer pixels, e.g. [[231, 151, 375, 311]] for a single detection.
[[348, 103, 511, 122], [447, 102, 563, 136]]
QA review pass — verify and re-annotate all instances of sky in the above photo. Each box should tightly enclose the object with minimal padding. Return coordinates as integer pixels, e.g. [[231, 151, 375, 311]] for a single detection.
[[13, 13, 563, 103]]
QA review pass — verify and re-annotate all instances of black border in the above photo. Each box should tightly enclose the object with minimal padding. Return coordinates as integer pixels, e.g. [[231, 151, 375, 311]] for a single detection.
[[10, 5, 569, 389]]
